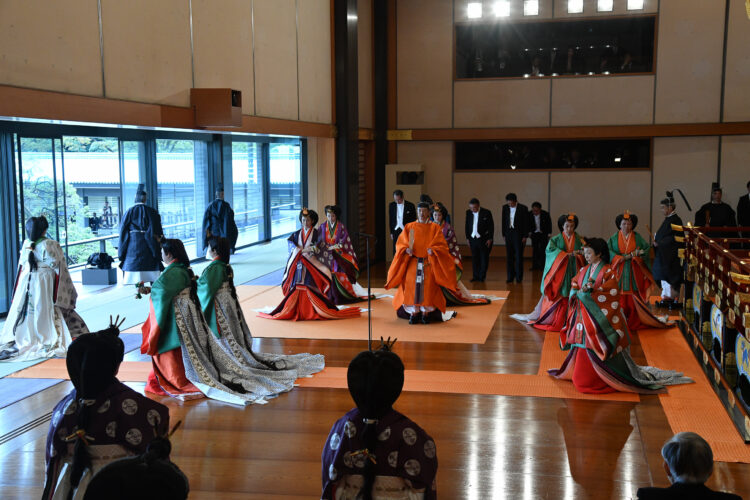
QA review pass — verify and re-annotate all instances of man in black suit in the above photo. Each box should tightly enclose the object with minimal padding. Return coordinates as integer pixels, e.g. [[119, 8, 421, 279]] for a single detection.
[[737, 180, 750, 244], [528, 201, 552, 271], [501, 193, 530, 283], [388, 189, 416, 255], [637, 432, 742, 499], [465, 198, 494, 282]]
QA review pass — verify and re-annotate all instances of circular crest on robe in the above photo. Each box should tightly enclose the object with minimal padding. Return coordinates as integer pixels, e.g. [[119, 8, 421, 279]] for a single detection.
[[615, 211, 638, 229], [557, 213, 579, 232], [347, 348, 405, 420]]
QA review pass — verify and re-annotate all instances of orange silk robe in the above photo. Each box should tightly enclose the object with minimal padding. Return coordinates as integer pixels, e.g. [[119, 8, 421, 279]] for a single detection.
[[385, 221, 457, 312]]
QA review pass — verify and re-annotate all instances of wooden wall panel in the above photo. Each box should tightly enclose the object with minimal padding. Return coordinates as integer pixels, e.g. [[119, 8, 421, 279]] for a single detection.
[[397, 0, 453, 129], [719, 135, 750, 213], [358, 0, 374, 129], [191, 0, 254, 115], [651, 136, 718, 230], [253, 0, 298, 120], [723, 0, 750, 123], [550, 170, 651, 239], [102, 0, 192, 106], [454, 79, 550, 128], [307, 137, 337, 210], [552, 0, 657, 17], [654, 0, 724, 124], [397, 142, 454, 218], [453, 171, 549, 244], [0, 0, 102, 97], [551, 75, 654, 126], [298, 0, 333, 124]]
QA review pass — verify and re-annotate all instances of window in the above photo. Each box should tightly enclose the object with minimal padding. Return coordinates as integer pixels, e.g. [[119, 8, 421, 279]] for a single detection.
[[269, 143, 302, 238], [455, 139, 651, 170], [455, 15, 656, 79], [156, 139, 209, 259], [231, 141, 266, 246]]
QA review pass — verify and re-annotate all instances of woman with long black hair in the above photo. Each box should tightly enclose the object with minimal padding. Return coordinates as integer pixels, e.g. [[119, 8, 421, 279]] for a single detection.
[[196, 236, 323, 399], [140, 238, 322, 404], [43, 317, 170, 500], [0, 216, 88, 361]]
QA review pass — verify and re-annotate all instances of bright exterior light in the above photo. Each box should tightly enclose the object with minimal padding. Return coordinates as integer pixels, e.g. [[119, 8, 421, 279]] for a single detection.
[[523, 0, 539, 16], [597, 0, 613, 11], [627, 0, 645, 9], [510, 164, 517, 170], [568, 0, 583, 13], [494, 1, 510, 17], [467, 2, 483, 18], [614, 157, 622, 162]]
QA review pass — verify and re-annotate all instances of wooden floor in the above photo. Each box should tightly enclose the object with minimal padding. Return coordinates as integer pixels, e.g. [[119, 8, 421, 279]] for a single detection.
[[2, 257, 750, 499]]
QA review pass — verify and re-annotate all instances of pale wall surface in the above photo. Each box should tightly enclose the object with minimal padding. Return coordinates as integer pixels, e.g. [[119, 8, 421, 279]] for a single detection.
[[719, 136, 750, 214], [397, 0, 453, 129], [0, 0, 334, 124], [307, 137, 337, 211], [654, 0, 724, 124], [192, 0, 255, 114], [0, 0, 102, 97], [551, 76, 654, 126], [454, 79, 550, 128]]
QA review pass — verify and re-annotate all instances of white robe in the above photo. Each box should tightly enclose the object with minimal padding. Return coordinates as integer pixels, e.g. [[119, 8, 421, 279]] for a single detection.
[[0, 238, 76, 361]]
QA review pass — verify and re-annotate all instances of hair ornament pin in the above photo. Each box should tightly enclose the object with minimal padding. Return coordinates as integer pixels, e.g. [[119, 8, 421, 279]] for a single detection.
[[623, 210, 631, 219]]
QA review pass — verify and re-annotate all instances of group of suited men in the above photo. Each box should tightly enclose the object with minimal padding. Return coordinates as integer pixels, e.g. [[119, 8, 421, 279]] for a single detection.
[[388, 181, 750, 286], [389, 190, 551, 284]]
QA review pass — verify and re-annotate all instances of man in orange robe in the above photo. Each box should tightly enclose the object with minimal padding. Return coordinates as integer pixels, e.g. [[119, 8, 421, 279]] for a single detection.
[[385, 202, 457, 324]]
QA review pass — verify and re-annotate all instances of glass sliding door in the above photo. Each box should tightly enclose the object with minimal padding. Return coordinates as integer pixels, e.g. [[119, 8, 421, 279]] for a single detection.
[[16, 137, 62, 241], [156, 138, 209, 258], [269, 142, 302, 237], [60, 136, 120, 266], [120, 140, 146, 218], [231, 141, 265, 246]]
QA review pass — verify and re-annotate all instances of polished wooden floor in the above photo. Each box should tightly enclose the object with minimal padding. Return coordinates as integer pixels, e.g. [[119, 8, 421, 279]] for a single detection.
[[2, 257, 750, 499]]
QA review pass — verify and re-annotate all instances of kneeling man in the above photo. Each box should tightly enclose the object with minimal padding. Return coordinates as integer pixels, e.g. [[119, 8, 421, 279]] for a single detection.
[[385, 202, 457, 324]]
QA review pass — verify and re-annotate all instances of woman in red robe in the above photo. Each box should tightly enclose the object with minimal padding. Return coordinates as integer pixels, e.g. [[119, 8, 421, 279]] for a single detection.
[[608, 211, 670, 331], [548, 238, 691, 394]]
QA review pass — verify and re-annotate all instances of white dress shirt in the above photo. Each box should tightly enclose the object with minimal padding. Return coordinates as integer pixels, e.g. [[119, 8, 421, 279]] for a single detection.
[[471, 211, 480, 238], [509, 206, 517, 228], [533, 213, 541, 233], [395, 202, 405, 231]]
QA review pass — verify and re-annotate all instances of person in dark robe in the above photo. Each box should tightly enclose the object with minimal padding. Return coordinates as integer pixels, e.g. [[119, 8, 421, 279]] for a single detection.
[[43, 317, 170, 500], [528, 201, 552, 271], [201, 183, 238, 254], [695, 184, 738, 238], [321, 341, 438, 500], [653, 196, 683, 310], [118, 184, 164, 284]]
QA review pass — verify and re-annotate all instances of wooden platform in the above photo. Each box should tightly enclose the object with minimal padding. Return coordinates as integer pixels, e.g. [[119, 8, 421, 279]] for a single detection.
[[2, 258, 750, 499]]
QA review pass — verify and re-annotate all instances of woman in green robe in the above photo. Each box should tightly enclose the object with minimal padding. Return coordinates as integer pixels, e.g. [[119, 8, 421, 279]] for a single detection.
[[197, 236, 324, 389]]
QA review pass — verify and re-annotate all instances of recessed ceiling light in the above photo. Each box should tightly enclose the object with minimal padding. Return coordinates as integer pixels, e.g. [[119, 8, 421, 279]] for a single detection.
[[568, 0, 583, 14], [467, 2, 483, 18], [523, 0, 539, 16], [494, 1, 510, 17]]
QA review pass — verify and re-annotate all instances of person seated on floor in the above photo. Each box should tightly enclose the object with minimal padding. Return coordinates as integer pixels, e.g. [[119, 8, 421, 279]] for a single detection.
[[141, 238, 321, 405], [316, 204, 370, 304], [1, 216, 88, 362], [83, 430, 189, 500], [548, 237, 692, 394], [321, 340, 438, 500], [431, 202, 490, 306], [637, 432, 743, 500], [196, 236, 324, 397], [511, 213, 585, 330], [42, 316, 170, 500], [385, 202, 457, 324], [258, 208, 361, 321], [608, 211, 671, 331]]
